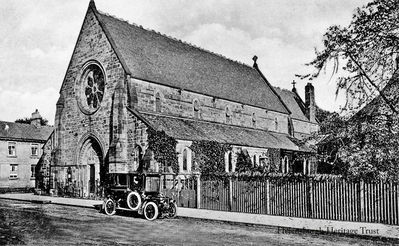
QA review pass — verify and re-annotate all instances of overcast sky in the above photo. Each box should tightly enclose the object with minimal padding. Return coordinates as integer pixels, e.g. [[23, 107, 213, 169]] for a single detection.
[[0, 0, 367, 125]]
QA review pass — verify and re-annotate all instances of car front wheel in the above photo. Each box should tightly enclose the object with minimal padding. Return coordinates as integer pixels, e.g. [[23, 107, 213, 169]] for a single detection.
[[143, 201, 159, 221], [104, 198, 116, 216]]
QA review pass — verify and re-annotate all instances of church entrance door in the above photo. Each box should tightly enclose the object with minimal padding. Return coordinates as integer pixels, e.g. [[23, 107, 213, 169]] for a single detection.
[[78, 137, 103, 197]]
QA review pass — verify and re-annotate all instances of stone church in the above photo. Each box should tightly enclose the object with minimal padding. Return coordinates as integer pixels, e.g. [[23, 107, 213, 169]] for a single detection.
[[43, 1, 319, 197]]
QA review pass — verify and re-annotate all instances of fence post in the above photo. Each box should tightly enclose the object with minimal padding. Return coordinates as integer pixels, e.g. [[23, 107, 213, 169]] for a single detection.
[[196, 174, 201, 209], [307, 178, 313, 218], [266, 179, 270, 214], [358, 180, 364, 222], [228, 177, 233, 211]]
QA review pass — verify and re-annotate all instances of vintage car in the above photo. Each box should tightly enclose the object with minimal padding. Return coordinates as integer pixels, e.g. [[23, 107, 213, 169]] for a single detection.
[[102, 172, 177, 221]]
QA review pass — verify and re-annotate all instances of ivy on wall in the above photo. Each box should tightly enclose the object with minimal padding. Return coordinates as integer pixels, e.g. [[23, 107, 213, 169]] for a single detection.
[[147, 129, 179, 173], [190, 140, 231, 175]]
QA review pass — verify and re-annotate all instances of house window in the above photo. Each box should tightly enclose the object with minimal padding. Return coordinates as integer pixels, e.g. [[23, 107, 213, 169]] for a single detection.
[[9, 164, 18, 179], [274, 118, 278, 131], [182, 148, 188, 171], [225, 151, 233, 172], [193, 99, 200, 119], [253, 155, 257, 167], [8, 142, 16, 156], [31, 165, 36, 178], [226, 107, 232, 124], [31, 144, 39, 156], [155, 92, 161, 112]]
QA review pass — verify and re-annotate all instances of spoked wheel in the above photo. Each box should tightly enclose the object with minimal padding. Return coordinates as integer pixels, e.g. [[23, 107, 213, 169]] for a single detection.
[[127, 191, 142, 211], [168, 202, 177, 218], [104, 198, 116, 216], [143, 202, 159, 221]]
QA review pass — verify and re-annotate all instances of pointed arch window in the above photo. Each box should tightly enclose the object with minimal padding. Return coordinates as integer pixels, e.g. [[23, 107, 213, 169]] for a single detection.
[[183, 148, 188, 171], [282, 156, 289, 173], [193, 99, 200, 119], [228, 151, 233, 172], [226, 107, 232, 124], [155, 92, 161, 112], [133, 145, 142, 167]]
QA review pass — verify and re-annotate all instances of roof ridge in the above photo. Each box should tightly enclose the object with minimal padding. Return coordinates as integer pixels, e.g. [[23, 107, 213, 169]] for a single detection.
[[96, 10, 254, 70], [0, 120, 54, 128]]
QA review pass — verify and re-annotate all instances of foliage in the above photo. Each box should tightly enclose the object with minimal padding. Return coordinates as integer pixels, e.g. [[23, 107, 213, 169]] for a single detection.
[[302, 0, 399, 114], [190, 140, 231, 175], [235, 149, 253, 173], [201, 171, 343, 182], [147, 129, 179, 173], [302, 1, 399, 181], [15, 117, 49, 126]]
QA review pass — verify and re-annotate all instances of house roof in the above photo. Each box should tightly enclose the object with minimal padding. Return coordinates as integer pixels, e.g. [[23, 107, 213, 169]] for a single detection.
[[135, 111, 306, 151], [352, 71, 399, 119], [274, 87, 309, 121], [0, 121, 53, 142], [93, 6, 289, 114]]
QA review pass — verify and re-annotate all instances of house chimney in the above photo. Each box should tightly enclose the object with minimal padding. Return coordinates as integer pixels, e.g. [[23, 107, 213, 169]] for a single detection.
[[31, 109, 42, 127], [305, 83, 316, 122]]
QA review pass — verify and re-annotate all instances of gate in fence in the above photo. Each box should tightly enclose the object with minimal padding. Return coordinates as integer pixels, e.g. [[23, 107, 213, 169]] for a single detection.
[[162, 175, 198, 208]]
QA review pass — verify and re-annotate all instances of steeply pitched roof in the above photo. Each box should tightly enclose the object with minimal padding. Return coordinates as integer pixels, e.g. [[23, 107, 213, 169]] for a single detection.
[[0, 121, 53, 142], [274, 87, 309, 121], [92, 7, 289, 114], [136, 111, 303, 151]]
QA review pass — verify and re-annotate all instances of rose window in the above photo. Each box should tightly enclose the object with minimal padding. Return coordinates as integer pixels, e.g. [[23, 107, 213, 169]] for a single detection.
[[77, 62, 105, 114]]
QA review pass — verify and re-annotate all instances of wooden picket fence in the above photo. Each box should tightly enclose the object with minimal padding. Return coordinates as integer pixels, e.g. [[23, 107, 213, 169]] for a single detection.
[[200, 177, 399, 225]]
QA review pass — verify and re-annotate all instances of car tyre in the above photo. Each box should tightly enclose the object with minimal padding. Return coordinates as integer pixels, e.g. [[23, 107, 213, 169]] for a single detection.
[[144, 201, 159, 221], [168, 202, 177, 218], [127, 191, 142, 211], [104, 198, 116, 216]]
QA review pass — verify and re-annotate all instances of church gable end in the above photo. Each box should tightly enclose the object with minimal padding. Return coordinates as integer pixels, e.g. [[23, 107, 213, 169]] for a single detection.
[[53, 2, 126, 186]]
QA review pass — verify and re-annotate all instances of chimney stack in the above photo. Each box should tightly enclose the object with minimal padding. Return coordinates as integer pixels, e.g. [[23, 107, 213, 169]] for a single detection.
[[31, 109, 42, 127], [305, 83, 316, 122]]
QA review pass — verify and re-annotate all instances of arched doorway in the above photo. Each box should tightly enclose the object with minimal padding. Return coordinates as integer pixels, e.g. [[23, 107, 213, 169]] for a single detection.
[[78, 137, 104, 197]]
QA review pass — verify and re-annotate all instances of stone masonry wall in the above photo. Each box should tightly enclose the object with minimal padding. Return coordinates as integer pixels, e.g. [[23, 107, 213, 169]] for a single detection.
[[56, 8, 125, 168], [129, 78, 289, 134]]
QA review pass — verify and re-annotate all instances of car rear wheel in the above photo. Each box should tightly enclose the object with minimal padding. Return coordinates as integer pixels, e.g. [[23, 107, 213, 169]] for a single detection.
[[144, 202, 159, 221], [168, 202, 177, 218], [127, 191, 142, 211], [104, 199, 116, 216]]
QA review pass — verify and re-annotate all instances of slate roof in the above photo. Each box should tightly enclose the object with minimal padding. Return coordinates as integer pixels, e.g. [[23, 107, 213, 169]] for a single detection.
[[93, 7, 289, 114], [137, 111, 302, 151], [274, 87, 309, 121], [0, 121, 53, 142]]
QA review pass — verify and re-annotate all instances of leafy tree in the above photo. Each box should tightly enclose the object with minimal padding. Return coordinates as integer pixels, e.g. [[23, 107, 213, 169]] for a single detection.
[[301, 0, 399, 114], [303, 0, 399, 180], [15, 117, 49, 126]]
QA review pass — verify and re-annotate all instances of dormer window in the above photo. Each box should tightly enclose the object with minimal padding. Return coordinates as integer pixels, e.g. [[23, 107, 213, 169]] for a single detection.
[[226, 107, 232, 124], [155, 92, 161, 112], [193, 99, 200, 119]]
